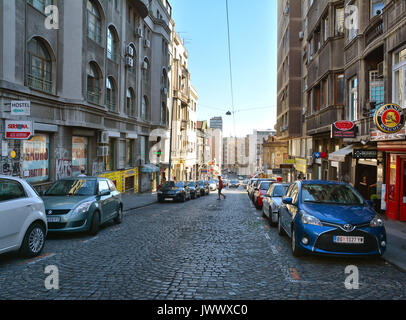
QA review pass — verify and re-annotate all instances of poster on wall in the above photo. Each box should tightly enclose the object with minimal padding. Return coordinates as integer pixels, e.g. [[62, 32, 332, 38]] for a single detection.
[[72, 136, 88, 176], [22, 135, 49, 183]]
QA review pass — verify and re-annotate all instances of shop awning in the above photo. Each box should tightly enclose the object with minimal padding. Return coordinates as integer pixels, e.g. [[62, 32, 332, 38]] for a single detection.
[[328, 145, 353, 162], [140, 164, 160, 173]]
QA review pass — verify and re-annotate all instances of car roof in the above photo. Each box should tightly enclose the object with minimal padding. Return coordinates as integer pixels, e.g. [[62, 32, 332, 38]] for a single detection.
[[300, 180, 348, 185]]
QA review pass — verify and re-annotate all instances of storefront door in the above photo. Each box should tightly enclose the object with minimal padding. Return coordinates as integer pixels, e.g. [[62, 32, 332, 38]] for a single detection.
[[386, 154, 406, 221]]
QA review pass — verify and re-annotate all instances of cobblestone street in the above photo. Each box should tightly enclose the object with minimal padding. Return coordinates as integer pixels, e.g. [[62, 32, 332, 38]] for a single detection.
[[1, 188, 406, 300]]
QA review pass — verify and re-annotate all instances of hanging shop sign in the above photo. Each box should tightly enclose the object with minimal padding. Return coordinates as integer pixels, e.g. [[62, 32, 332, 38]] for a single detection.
[[374, 103, 405, 134], [313, 152, 328, 159], [272, 168, 283, 175], [5, 120, 33, 140], [331, 121, 356, 138], [295, 158, 307, 174], [352, 149, 378, 159], [11, 100, 31, 116]]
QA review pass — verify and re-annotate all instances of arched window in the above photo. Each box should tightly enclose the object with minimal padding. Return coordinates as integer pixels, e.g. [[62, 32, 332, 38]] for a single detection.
[[161, 102, 167, 125], [26, 37, 52, 93], [142, 57, 149, 82], [107, 26, 118, 62], [142, 96, 148, 120], [127, 88, 135, 117], [87, 0, 102, 44], [106, 77, 116, 111], [87, 62, 101, 104]]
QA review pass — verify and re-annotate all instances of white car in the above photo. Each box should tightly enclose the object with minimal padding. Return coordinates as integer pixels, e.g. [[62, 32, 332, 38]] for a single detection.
[[0, 176, 47, 257], [208, 180, 217, 191]]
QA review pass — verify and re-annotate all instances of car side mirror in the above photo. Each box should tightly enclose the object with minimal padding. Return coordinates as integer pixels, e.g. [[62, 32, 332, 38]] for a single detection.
[[99, 190, 111, 196], [264, 194, 271, 198], [282, 196, 293, 205], [365, 200, 374, 207]]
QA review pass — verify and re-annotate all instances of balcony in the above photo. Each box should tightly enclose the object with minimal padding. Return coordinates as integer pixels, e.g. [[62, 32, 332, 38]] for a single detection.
[[180, 120, 187, 131], [365, 16, 383, 47], [306, 105, 344, 136]]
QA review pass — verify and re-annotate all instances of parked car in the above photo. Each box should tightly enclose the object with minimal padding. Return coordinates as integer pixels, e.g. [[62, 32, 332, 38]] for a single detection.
[[249, 179, 273, 200], [229, 180, 240, 188], [241, 179, 249, 189], [277, 180, 387, 257], [42, 177, 123, 235], [223, 179, 229, 188], [158, 181, 191, 203], [247, 178, 259, 198], [0, 176, 47, 258], [253, 180, 274, 209], [187, 181, 201, 199], [197, 180, 210, 196], [208, 180, 217, 191], [262, 183, 290, 226]]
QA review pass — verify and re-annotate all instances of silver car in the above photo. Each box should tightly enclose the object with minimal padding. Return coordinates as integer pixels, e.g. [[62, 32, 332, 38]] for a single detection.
[[0, 175, 47, 257], [262, 183, 290, 226]]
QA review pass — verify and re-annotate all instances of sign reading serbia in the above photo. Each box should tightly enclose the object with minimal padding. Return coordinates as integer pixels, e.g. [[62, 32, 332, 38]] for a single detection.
[[5, 121, 33, 140], [331, 120, 356, 138], [374, 103, 405, 134]]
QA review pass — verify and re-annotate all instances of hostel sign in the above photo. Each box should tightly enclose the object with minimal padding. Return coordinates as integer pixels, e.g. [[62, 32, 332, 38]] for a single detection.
[[5, 120, 33, 140]]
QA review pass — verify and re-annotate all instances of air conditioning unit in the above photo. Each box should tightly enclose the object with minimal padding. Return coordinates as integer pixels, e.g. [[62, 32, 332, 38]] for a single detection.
[[377, 62, 383, 78], [97, 146, 109, 157], [141, 61, 148, 70], [144, 39, 150, 48], [125, 45, 134, 57], [299, 31, 304, 40], [125, 57, 134, 68], [135, 28, 143, 38], [98, 131, 109, 144]]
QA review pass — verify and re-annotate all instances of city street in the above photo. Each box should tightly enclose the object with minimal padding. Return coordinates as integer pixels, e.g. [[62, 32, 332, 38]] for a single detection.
[[1, 188, 405, 300]]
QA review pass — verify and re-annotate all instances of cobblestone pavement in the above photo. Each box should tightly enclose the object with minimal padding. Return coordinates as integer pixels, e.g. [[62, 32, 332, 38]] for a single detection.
[[1, 188, 406, 300]]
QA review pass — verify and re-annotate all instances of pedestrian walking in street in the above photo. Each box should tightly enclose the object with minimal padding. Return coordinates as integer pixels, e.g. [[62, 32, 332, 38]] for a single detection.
[[217, 175, 226, 200], [78, 169, 87, 177]]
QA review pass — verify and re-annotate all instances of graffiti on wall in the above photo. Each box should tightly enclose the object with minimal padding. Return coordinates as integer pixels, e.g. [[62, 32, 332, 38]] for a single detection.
[[55, 158, 72, 180]]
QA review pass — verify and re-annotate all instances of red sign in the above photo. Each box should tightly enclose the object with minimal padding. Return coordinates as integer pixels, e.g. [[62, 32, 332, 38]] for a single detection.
[[331, 121, 356, 138], [5, 121, 33, 140]]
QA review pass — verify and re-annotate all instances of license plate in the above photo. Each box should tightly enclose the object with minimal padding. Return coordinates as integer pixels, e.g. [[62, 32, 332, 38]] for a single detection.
[[47, 217, 61, 223], [165, 198, 174, 201], [333, 236, 364, 244]]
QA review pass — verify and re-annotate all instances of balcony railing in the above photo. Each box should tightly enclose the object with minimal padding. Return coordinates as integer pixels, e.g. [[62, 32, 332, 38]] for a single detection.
[[306, 105, 344, 135], [26, 74, 52, 94], [87, 91, 100, 104], [365, 16, 383, 47]]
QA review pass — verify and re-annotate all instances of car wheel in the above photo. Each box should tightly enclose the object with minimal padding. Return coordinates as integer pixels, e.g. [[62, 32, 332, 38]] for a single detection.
[[278, 214, 286, 236], [89, 211, 100, 236], [181, 194, 186, 202], [291, 227, 303, 257], [270, 211, 277, 227], [20, 222, 46, 258], [114, 205, 123, 224]]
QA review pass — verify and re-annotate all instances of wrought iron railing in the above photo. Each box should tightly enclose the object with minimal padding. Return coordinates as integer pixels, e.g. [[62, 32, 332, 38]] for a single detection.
[[26, 74, 52, 94]]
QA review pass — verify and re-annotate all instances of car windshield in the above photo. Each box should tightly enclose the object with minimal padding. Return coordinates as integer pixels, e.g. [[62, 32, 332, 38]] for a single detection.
[[175, 181, 185, 187], [231, 180, 238, 184], [260, 182, 271, 190], [272, 185, 288, 197], [45, 179, 96, 196], [187, 182, 196, 186], [209, 180, 215, 184], [301, 184, 364, 205], [162, 181, 175, 188]]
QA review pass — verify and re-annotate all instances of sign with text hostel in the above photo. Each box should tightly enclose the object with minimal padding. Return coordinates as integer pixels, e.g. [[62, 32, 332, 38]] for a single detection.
[[5, 120, 33, 140], [11, 100, 31, 116]]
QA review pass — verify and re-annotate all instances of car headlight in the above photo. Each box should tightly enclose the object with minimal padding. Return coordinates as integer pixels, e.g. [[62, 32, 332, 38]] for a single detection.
[[370, 215, 384, 227], [300, 210, 323, 226], [71, 201, 93, 215]]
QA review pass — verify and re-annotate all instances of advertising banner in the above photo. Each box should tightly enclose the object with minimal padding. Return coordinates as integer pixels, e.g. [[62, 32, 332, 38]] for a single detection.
[[5, 120, 33, 140], [22, 135, 49, 183]]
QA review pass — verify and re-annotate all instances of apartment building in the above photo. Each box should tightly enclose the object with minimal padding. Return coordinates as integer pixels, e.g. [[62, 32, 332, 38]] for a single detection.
[[0, 0, 172, 192]]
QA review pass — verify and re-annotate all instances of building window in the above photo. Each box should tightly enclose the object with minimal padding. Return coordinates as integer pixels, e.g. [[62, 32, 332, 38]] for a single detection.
[[313, 85, 320, 113], [142, 96, 148, 121], [369, 70, 384, 108], [106, 77, 116, 111], [371, 0, 384, 17], [142, 57, 150, 82], [22, 135, 50, 184], [349, 77, 358, 121], [72, 136, 88, 176], [347, 3, 358, 41], [26, 37, 52, 94], [140, 136, 146, 163], [87, 0, 102, 44], [87, 62, 101, 104], [126, 88, 135, 117], [126, 139, 133, 167], [107, 26, 118, 62], [335, 7, 344, 36], [335, 73, 344, 105], [161, 102, 167, 124], [393, 48, 406, 108], [321, 78, 328, 108], [27, 0, 53, 13], [323, 14, 329, 42]]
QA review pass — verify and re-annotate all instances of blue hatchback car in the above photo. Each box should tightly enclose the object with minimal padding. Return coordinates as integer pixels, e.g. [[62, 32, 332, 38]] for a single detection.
[[277, 180, 386, 257]]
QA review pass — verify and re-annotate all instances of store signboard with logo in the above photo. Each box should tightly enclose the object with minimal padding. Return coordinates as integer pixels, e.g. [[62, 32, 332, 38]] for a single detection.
[[5, 120, 33, 140], [295, 158, 307, 174], [331, 121, 356, 138], [352, 149, 378, 159], [374, 103, 405, 134], [11, 101, 31, 116]]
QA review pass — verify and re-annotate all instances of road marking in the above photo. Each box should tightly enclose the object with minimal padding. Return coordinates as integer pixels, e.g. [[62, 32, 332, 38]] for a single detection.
[[21, 253, 56, 266]]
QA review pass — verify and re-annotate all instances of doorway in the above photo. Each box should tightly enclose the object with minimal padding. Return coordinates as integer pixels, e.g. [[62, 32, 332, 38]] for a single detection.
[[386, 154, 406, 221]]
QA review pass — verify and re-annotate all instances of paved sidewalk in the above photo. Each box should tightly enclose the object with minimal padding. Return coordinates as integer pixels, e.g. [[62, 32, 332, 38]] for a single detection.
[[121, 191, 157, 212], [379, 214, 406, 271]]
